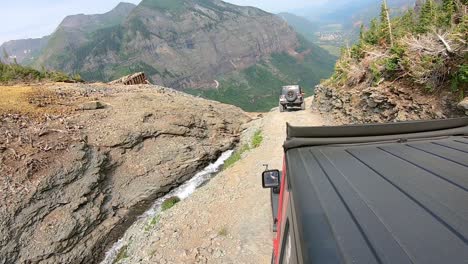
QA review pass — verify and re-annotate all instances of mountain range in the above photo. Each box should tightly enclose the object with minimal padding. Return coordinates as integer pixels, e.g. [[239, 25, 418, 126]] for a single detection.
[[1, 0, 336, 112]]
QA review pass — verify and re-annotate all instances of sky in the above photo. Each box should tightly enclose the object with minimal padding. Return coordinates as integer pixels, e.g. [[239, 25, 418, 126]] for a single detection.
[[0, 0, 327, 45]]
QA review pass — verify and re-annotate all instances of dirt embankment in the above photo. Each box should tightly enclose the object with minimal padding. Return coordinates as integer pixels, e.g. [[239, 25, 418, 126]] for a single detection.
[[116, 97, 328, 264], [0, 83, 249, 264]]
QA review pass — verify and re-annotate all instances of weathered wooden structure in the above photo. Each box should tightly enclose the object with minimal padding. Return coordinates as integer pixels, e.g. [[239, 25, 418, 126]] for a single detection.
[[109, 72, 150, 85]]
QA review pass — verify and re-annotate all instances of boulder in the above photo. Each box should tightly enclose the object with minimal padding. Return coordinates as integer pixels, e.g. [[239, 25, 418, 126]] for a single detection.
[[457, 98, 468, 115]]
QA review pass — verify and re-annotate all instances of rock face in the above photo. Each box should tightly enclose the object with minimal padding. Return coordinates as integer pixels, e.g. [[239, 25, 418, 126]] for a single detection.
[[35, 0, 299, 89], [314, 84, 463, 124], [0, 36, 50, 65], [0, 84, 249, 264]]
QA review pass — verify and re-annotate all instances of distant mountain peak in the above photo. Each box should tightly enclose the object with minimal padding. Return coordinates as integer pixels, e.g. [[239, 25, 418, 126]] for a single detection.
[[112, 2, 137, 12]]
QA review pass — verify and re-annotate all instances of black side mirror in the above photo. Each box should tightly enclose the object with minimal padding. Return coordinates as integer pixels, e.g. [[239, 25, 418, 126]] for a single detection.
[[262, 170, 280, 189]]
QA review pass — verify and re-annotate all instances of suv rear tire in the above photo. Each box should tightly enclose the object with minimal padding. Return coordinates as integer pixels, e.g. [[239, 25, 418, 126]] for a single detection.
[[301, 102, 306, 110]]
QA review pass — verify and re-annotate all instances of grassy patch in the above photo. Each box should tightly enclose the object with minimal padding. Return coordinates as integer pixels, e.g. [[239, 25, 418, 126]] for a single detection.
[[113, 245, 129, 264], [144, 215, 161, 232], [251, 130, 263, 148], [218, 227, 228, 237], [224, 144, 250, 169], [161, 196, 181, 211]]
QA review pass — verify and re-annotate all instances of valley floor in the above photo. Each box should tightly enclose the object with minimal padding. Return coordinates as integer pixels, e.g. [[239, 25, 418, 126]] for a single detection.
[[119, 98, 327, 264]]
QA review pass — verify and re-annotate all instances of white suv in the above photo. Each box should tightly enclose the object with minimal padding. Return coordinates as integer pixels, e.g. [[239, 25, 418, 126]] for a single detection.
[[279, 85, 305, 112]]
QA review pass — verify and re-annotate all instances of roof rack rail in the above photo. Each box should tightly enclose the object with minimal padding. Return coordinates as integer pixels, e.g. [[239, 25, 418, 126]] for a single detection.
[[285, 118, 468, 150]]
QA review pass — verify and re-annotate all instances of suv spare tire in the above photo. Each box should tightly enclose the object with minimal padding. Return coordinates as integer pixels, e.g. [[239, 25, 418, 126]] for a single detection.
[[286, 90, 297, 102]]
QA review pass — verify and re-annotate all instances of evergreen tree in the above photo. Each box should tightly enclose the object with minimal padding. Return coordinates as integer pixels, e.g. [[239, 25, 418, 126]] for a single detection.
[[400, 9, 416, 34], [441, 0, 455, 26], [364, 18, 380, 45], [417, 0, 436, 33]]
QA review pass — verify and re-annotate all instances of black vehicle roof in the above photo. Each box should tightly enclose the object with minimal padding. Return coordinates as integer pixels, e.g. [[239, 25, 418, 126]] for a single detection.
[[284, 118, 468, 264]]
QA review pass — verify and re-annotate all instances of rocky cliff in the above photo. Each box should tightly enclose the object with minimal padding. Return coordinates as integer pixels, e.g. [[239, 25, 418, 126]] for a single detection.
[[314, 84, 462, 124], [34, 0, 300, 87], [0, 37, 50, 65], [0, 83, 249, 263]]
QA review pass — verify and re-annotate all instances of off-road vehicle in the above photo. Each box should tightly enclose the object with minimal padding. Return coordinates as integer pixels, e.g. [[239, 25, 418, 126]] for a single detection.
[[262, 118, 468, 264], [279, 85, 305, 112]]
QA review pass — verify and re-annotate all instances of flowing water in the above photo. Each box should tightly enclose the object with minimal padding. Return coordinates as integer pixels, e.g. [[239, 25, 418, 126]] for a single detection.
[[100, 150, 234, 264]]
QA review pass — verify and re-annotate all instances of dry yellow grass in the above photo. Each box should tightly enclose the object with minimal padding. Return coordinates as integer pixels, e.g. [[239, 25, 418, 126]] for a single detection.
[[0, 85, 71, 118]]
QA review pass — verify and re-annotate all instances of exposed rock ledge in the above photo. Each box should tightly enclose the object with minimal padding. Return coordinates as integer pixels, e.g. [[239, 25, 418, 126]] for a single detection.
[[314, 84, 464, 124], [0, 84, 250, 264]]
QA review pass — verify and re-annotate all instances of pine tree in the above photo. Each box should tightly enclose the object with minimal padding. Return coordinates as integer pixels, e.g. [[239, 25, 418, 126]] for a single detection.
[[417, 0, 436, 33], [364, 18, 380, 45], [402, 9, 416, 33], [442, 0, 455, 26]]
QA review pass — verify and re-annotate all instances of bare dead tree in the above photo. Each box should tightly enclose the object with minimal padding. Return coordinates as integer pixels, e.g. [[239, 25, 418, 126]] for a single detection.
[[383, 0, 394, 47]]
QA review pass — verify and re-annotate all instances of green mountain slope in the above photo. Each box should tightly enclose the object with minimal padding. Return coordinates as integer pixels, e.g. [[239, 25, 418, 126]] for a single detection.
[[187, 37, 335, 112], [277, 13, 318, 42], [33, 2, 136, 71]]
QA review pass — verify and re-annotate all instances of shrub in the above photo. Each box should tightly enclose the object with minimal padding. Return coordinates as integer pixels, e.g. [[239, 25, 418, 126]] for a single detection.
[[144, 215, 161, 232], [223, 144, 250, 169], [161, 196, 181, 211], [370, 63, 383, 86], [0, 62, 83, 84], [251, 130, 263, 148], [113, 245, 128, 264], [384, 57, 400, 72], [451, 64, 468, 98], [218, 227, 228, 236]]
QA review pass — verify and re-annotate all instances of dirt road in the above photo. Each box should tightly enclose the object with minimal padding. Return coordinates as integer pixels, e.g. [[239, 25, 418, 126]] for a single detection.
[[121, 98, 326, 264]]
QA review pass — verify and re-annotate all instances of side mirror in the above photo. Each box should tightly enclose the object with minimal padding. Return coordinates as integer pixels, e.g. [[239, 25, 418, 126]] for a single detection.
[[262, 170, 280, 189]]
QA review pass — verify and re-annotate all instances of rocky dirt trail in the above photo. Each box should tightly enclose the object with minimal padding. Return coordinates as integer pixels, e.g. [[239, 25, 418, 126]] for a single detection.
[[119, 98, 327, 264]]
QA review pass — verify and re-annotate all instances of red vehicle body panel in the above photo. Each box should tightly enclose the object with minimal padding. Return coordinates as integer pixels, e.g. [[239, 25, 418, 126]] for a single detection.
[[273, 157, 289, 264]]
